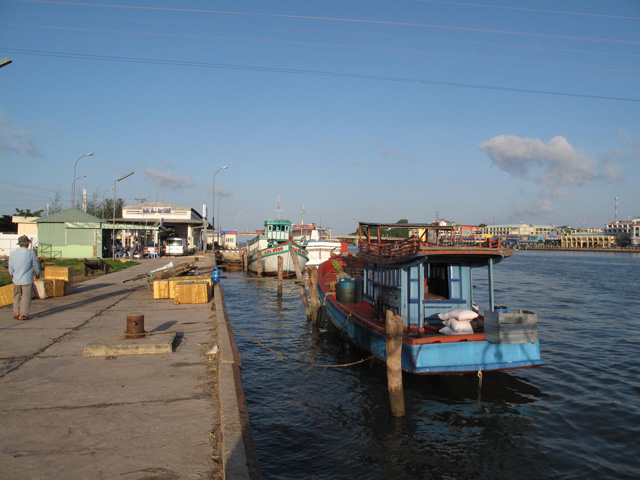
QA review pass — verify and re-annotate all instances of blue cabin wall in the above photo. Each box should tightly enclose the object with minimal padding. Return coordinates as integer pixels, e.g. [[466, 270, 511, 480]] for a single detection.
[[364, 260, 476, 328]]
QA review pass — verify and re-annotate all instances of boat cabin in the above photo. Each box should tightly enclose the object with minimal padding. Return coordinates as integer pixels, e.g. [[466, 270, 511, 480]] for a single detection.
[[264, 219, 292, 245], [357, 222, 510, 330]]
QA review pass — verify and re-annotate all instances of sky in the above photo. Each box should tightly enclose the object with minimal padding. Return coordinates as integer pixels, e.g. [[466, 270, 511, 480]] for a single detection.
[[1, 0, 639, 235]]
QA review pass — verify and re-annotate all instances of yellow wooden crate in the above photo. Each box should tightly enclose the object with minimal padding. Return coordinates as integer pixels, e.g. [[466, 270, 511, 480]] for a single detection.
[[51, 279, 72, 297], [0, 284, 13, 307], [44, 266, 73, 283], [174, 281, 210, 304], [153, 279, 170, 299], [168, 275, 212, 299]]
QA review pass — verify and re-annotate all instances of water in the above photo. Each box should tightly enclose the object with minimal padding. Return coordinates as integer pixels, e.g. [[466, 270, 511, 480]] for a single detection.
[[221, 251, 640, 479]]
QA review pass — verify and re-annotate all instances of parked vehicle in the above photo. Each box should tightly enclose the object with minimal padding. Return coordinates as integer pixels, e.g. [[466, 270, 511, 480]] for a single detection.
[[143, 243, 160, 258], [164, 237, 186, 256]]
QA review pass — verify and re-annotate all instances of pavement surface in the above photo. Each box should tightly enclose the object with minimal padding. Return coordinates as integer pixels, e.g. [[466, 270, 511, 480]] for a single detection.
[[0, 256, 259, 480]]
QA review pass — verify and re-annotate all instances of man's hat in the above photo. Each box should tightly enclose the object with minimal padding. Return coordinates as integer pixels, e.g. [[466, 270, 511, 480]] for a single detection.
[[17, 235, 32, 245]]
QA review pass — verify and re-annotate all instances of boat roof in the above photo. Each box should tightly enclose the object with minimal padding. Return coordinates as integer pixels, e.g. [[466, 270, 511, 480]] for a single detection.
[[356, 221, 511, 265]]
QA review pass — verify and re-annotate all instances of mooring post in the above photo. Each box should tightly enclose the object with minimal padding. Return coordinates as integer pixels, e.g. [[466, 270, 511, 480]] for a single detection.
[[308, 266, 319, 324], [277, 256, 284, 296], [242, 249, 248, 272], [290, 242, 311, 321], [257, 250, 262, 277], [386, 310, 405, 417]]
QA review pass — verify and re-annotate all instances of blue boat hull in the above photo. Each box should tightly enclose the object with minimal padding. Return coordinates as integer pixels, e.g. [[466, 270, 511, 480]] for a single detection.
[[321, 290, 543, 375]]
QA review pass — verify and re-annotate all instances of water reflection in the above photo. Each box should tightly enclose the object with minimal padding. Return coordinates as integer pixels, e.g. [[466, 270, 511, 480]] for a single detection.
[[224, 272, 552, 479]]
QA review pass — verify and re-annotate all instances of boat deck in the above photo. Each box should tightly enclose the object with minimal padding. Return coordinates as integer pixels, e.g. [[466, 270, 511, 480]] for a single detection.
[[318, 256, 485, 345]]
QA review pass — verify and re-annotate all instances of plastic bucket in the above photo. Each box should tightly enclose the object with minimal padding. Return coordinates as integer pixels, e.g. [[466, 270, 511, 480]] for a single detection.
[[336, 278, 355, 303], [354, 276, 364, 303], [211, 267, 220, 283]]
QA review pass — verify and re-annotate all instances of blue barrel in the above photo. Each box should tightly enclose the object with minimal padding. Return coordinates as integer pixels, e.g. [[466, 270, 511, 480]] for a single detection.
[[494, 305, 508, 313], [354, 276, 363, 303], [336, 278, 355, 303], [211, 267, 220, 283]]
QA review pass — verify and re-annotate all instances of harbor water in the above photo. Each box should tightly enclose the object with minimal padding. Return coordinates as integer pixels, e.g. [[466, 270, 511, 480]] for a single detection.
[[221, 251, 640, 479]]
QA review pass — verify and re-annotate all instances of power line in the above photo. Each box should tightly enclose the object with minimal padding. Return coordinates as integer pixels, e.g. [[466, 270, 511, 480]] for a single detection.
[[412, 0, 640, 21], [4, 23, 639, 76], [11, 1, 640, 45], [3, 47, 640, 103]]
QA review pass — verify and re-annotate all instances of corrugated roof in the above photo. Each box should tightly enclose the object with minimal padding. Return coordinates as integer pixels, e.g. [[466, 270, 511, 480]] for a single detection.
[[36, 208, 102, 223]]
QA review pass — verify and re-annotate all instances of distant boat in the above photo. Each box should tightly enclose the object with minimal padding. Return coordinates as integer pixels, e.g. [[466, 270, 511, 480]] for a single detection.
[[317, 221, 543, 375], [292, 223, 344, 267], [247, 219, 308, 276]]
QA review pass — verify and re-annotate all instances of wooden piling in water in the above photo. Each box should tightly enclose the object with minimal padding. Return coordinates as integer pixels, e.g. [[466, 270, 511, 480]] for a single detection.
[[257, 251, 262, 277], [308, 266, 319, 324], [385, 310, 405, 417], [290, 243, 311, 321], [277, 256, 283, 296], [242, 249, 248, 272]]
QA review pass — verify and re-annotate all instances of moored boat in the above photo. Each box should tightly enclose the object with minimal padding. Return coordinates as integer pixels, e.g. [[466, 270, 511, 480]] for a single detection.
[[292, 223, 345, 267], [247, 219, 308, 276], [316, 221, 543, 375]]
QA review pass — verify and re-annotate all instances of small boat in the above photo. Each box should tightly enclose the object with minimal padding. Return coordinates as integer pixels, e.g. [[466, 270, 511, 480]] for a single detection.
[[317, 221, 543, 375], [292, 223, 345, 267], [247, 219, 309, 276]]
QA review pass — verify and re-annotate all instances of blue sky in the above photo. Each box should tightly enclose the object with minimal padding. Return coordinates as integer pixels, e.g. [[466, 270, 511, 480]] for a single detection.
[[1, 0, 639, 234]]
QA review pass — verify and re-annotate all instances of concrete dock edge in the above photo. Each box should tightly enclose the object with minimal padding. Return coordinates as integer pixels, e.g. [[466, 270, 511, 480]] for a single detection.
[[215, 281, 262, 480]]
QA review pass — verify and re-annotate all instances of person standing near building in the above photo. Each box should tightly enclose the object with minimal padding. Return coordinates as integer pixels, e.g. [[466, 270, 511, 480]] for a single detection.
[[8, 235, 41, 321]]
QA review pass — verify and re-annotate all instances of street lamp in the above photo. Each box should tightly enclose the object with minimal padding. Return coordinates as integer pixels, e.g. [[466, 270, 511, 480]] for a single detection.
[[72, 175, 87, 211], [112, 171, 134, 259], [235, 211, 245, 231], [72, 152, 94, 208], [212, 165, 228, 235], [217, 193, 229, 248]]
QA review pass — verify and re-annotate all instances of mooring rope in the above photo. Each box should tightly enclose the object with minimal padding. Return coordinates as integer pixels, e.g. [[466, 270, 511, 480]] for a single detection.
[[228, 320, 383, 369]]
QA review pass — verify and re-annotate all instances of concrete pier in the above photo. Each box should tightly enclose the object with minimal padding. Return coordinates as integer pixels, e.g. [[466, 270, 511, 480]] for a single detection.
[[0, 257, 260, 479]]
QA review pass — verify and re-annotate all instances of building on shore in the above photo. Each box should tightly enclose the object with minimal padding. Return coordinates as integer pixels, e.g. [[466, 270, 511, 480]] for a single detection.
[[122, 201, 207, 253], [605, 217, 640, 246]]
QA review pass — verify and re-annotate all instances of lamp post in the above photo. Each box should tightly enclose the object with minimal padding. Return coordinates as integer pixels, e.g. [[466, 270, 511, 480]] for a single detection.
[[72, 152, 94, 208], [212, 165, 228, 242], [235, 211, 245, 232], [72, 174, 86, 208], [217, 193, 229, 248], [112, 171, 134, 259]]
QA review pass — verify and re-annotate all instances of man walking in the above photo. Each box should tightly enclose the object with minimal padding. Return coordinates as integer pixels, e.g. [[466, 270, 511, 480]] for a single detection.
[[8, 235, 41, 321]]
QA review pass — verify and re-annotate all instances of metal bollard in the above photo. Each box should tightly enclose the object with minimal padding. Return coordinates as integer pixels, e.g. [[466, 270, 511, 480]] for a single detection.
[[125, 313, 147, 338]]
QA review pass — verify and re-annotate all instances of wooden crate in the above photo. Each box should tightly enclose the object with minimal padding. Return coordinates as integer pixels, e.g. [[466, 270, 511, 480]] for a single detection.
[[0, 284, 13, 307], [45, 266, 73, 283], [168, 275, 212, 299], [34, 279, 55, 299], [153, 280, 170, 299], [51, 279, 72, 297], [174, 281, 210, 304]]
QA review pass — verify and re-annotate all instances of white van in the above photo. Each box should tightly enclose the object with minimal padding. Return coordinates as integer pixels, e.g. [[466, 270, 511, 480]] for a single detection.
[[164, 237, 186, 256]]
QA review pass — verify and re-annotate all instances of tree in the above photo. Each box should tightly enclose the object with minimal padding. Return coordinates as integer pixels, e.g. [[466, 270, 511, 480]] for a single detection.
[[101, 198, 125, 220], [85, 188, 102, 217], [48, 191, 64, 214], [14, 208, 44, 217]]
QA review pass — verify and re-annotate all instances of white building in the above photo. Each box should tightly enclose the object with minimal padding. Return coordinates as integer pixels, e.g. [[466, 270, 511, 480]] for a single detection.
[[122, 201, 207, 252], [479, 223, 556, 237], [605, 217, 640, 246]]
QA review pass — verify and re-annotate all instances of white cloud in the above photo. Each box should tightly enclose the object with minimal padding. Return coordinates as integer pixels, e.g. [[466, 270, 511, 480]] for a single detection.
[[0, 109, 42, 158], [143, 169, 196, 189], [478, 135, 595, 187]]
